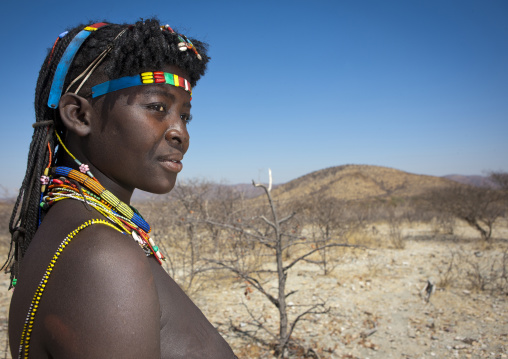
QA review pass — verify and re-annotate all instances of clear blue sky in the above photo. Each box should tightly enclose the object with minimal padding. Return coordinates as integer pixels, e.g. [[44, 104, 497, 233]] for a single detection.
[[1, 0, 507, 193]]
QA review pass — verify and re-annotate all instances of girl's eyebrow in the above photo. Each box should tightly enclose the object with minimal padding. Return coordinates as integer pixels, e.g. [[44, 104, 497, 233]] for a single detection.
[[142, 87, 175, 99], [142, 87, 192, 109]]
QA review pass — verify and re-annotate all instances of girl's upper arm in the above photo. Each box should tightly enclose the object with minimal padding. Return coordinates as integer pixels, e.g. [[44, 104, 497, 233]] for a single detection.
[[42, 224, 161, 359]]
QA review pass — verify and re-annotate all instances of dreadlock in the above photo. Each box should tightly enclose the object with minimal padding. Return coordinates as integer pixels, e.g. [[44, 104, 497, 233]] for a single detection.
[[3, 18, 209, 286]]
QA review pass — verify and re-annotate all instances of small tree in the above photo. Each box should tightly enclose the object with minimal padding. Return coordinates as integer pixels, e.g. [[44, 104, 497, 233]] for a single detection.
[[299, 194, 348, 274], [490, 171, 508, 192], [140, 179, 213, 293], [427, 184, 504, 241], [206, 170, 352, 358], [490, 171, 508, 211]]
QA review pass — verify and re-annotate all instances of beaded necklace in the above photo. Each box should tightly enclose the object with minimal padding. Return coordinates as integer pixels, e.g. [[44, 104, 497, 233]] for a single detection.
[[39, 131, 166, 263], [41, 167, 165, 264]]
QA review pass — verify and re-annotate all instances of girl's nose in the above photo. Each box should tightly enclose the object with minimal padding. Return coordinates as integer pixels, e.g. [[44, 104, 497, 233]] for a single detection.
[[164, 124, 189, 148]]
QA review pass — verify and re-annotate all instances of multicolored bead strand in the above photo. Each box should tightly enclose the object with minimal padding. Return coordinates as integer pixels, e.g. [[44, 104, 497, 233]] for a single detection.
[[91, 71, 192, 100], [43, 169, 165, 263], [53, 167, 150, 233]]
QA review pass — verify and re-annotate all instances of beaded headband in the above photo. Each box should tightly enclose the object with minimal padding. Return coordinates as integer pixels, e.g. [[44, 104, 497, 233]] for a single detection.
[[47, 22, 200, 109], [47, 23, 109, 109], [91, 71, 193, 100]]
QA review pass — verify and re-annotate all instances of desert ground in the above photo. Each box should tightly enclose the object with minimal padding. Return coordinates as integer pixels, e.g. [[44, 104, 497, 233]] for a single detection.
[[0, 219, 506, 359]]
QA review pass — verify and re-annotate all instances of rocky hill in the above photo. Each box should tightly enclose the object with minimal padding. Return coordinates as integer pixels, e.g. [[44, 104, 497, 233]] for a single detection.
[[269, 164, 454, 202]]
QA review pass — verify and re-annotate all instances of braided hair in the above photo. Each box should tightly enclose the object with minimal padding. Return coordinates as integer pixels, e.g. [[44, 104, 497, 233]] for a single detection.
[[4, 19, 209, 285]]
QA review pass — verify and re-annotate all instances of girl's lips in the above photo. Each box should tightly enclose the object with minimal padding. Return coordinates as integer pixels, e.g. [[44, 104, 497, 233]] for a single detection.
[[159, 159, 183, 173]]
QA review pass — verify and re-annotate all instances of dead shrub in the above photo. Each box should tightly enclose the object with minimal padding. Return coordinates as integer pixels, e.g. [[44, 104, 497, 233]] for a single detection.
[[346, 228, 378, 248], [437, 246, 508, 295]]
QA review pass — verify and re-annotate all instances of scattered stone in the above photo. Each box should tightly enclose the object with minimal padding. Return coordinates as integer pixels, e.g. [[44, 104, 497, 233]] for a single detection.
[[462, 337, 476, 345]]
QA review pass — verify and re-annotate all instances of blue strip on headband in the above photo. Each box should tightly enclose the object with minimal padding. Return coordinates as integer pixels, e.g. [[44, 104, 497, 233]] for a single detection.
[[91, 72, 193, 100], [91, 75, 142, 98], [47, 23, 108, 109]]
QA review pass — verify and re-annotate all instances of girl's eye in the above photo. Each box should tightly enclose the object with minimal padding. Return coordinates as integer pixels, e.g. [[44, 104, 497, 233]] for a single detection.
[[180, 113, 193, 125], [148, 104, 167, 112]]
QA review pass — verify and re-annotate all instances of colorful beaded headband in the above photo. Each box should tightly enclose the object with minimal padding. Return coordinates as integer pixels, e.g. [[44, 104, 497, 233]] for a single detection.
[[47, 23, 109, 109], [91, 71, 193, 100]]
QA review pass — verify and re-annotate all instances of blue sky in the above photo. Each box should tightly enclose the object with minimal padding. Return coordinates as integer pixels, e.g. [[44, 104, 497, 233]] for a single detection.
[[1, 0, 507, 193]]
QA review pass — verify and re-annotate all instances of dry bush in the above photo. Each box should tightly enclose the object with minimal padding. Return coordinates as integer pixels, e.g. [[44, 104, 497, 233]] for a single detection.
[[437, 246, 508, 295], [386, 207, 405, 249], [0, 201, 14, 257], [430, 214, 455, 236], [389, 221, 404, 249], [364, 252, 385, 279], [295, 194, 351, 275], [136, 201, 205, 294], [345, 228, 378, 248], [211, 223, 268, 276], [462, 250, 508, 293], [436, 249, 458, 289], [345, 223, 407, 249]]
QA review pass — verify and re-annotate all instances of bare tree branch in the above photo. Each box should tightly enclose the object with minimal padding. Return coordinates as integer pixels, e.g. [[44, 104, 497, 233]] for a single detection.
[[229, 320, 271, 347], [284, 243, 358, 272], [206, 258, 279, 307], [240, 301, 277, 340], [285, 290, 298, 298], [260, 215, 275, 229], [287, 303, 330, 342], [279, 212, 296, 224], [204, 220, 276, 249]]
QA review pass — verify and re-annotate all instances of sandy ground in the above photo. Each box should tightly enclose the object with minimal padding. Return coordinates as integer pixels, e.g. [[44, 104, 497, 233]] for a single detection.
[[0, 222, 507, 358], [196, 222, 508, 359]]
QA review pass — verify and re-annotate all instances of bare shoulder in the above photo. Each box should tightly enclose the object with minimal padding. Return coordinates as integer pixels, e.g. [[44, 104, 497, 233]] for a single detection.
[[149, 252, 237, 358], [40, 221, 161, 358]]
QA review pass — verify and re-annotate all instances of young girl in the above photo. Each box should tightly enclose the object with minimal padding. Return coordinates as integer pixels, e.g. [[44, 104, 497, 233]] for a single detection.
[[5, 19, 236, 358]]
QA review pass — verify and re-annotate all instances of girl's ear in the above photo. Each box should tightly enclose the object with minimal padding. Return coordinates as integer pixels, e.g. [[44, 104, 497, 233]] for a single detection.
[[58, 93, 95, 137]]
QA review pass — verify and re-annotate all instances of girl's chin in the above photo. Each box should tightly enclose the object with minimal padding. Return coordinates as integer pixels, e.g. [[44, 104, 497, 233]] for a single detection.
[[140, 177, 178, 195]]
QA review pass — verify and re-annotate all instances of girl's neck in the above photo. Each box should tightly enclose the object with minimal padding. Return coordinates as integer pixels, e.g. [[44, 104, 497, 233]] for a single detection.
[[57, 154, 133, 204]]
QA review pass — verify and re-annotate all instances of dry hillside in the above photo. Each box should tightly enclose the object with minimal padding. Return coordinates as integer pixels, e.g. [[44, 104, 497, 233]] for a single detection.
[[270, 165, 454, 202]]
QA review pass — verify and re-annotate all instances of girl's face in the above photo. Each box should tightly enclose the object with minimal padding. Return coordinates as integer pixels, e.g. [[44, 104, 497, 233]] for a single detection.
[[84, 65, 192, 195]]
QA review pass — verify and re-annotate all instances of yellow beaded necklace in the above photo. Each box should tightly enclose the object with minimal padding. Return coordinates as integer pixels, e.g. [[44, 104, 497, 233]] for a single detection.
[[17, 219, 122, 359]]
